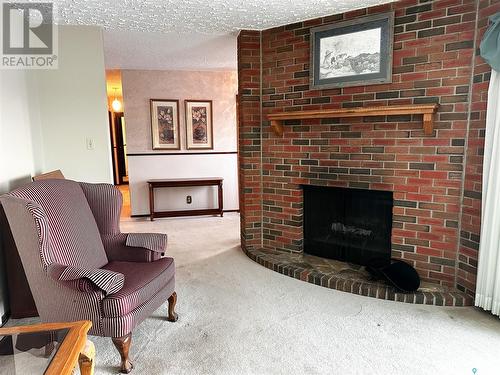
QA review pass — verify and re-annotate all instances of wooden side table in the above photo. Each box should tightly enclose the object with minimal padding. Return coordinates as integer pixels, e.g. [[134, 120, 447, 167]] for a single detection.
[[0, 320, 95, 375], [147, 177, 224, 220]]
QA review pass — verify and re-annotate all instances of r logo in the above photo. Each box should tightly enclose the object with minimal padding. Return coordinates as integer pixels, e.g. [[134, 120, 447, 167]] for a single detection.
[[2, 2, 53, 54]]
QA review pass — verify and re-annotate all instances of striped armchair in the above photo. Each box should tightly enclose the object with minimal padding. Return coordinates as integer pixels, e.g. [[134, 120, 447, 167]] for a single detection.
[[0, 179, 178, 373]]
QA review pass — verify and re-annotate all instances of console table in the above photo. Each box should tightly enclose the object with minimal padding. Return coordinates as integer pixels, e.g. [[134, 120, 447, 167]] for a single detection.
[[147, 177, 223, 220]]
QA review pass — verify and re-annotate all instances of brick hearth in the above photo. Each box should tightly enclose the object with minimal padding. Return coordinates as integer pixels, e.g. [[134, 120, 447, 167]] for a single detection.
[[238, 0, 499, 300], [244, 247, 473, 306]]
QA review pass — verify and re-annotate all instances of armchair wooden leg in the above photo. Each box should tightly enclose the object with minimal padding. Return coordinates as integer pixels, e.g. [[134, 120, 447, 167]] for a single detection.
[[167, 291, 178, 322], [112, 333, 133, 374]]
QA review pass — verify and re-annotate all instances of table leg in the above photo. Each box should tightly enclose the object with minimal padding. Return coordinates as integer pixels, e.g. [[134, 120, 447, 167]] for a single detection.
[[44, 342, 55, 358], [149, 184, 155, 221], [218, 181, 224, 217], [78, 339, 95, 375]]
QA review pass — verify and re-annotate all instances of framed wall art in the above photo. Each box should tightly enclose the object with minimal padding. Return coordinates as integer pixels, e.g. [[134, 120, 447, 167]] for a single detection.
[[310, 12, 394, 89], [150, 99, 180, 150], [185, 100, 214, 150]]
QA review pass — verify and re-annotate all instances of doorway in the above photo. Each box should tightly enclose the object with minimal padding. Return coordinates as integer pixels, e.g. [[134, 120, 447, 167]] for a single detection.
[[109, 111, 128, 185]]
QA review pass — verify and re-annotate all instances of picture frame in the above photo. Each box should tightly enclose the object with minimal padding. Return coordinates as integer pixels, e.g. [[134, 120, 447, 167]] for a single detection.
[[150, 99, 180, 150], [185, 100, 214, 150], [310, 12, 394, 89]]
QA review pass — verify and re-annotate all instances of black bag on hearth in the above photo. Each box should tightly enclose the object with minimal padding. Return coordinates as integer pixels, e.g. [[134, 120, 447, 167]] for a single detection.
[[366, 258, 420, 293]]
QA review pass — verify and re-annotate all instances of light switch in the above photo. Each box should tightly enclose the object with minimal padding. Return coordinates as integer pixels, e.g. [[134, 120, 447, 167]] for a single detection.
[[86, 138, 95, 150]]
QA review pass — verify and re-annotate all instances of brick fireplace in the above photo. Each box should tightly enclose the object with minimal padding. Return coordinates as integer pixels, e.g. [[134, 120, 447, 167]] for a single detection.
[[238, 0, 499, 300]]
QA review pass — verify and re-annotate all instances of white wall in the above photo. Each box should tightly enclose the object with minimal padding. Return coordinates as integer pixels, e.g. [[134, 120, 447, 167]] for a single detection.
[[0, 70, 44, 324], [33, 26, 113, 183], [0, 71, 43, 192], [1, 26, 112, 187], [122, 70, 239, 215]]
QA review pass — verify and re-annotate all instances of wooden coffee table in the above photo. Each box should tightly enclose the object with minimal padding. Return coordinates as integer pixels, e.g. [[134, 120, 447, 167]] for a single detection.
[[0, 320, 95, 375]]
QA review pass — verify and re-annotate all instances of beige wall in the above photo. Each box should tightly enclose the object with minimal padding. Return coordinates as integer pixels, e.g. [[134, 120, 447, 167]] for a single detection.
[[123, 70, 237, 153], [121, 70, 239, 215]]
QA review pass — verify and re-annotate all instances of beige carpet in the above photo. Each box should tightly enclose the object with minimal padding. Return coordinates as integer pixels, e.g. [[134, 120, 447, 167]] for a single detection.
[[9, 213, 500, 374]]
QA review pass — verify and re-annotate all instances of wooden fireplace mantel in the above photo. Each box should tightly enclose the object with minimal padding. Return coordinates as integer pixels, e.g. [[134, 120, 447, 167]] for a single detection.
[[267, 104, 439, 136]]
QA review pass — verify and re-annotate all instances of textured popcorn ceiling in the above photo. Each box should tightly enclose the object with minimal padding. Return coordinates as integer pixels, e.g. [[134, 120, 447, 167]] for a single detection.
[[51, 0, 394, 33], [103, 30, 238, 70], [47, 0, 395, 70]]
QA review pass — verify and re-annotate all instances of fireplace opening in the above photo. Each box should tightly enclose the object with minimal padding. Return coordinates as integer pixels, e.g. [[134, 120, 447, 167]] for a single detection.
[[303, 185, 393, 266]]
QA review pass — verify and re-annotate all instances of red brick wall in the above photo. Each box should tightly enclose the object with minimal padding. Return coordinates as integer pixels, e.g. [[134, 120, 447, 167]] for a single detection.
[[238, 0, 494, 291], [238, 31, 262, 250], [458, 0, 500, 296]]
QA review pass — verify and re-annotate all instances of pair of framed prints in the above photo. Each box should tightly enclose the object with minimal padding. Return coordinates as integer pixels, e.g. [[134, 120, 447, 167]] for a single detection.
[[150, 99, 213, 150]]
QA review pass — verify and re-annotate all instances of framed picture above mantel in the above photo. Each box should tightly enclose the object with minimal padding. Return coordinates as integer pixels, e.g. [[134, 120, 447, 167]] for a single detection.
[[310, 12, 394, 89], [150, 99, 181, 150], [185, 100, 214, 150]]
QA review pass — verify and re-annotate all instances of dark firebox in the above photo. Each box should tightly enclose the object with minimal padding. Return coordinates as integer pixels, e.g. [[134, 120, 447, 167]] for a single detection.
[[303, 185, 393, 266]]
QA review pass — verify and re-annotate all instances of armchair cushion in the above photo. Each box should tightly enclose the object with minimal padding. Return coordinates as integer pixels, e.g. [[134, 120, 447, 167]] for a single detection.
[[125, 233, 168, 253], [101, 257, 175, 318], [47, 263, 125, 295]]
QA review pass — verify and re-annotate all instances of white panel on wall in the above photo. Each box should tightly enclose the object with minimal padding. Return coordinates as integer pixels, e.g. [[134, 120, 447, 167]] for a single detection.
[[128, 154, 238, 215]]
